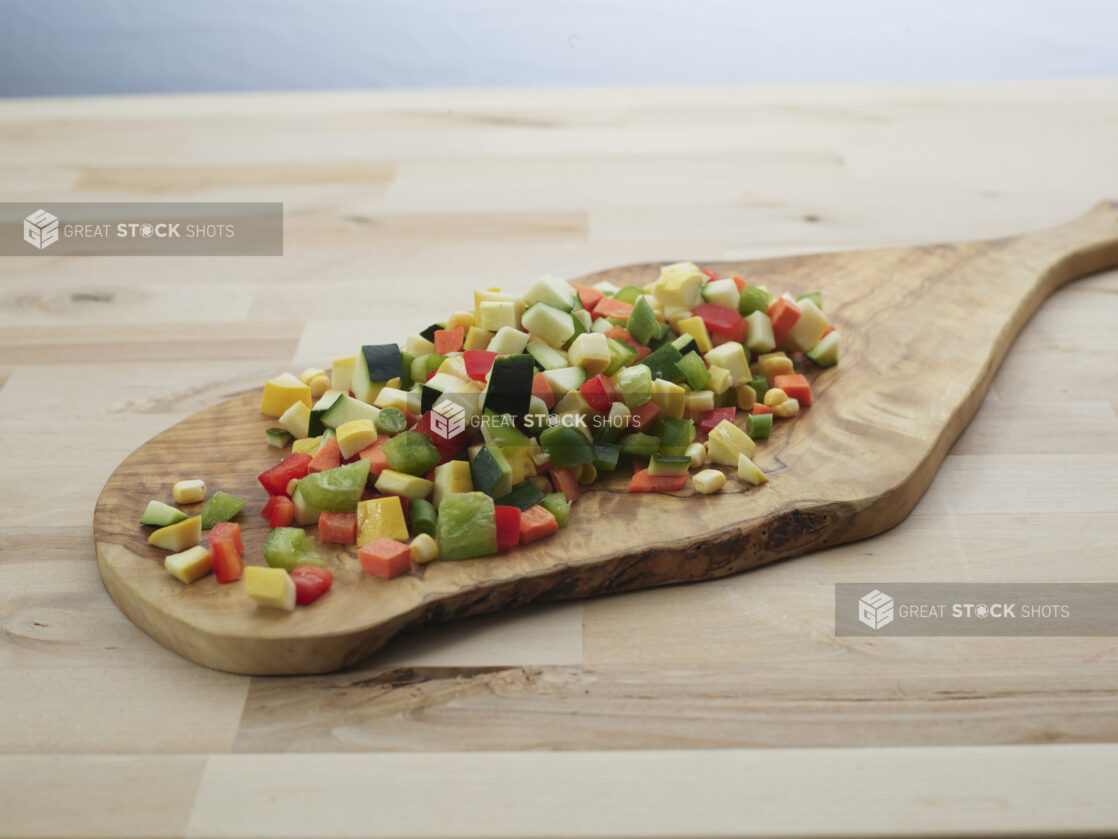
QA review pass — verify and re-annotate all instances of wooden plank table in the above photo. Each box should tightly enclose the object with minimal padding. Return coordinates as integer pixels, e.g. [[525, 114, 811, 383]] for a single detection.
[[1, 81, 1117, 837]]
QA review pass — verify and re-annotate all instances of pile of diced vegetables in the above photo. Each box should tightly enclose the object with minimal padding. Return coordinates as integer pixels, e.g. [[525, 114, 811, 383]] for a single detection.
[[140, 263, 838, 612]]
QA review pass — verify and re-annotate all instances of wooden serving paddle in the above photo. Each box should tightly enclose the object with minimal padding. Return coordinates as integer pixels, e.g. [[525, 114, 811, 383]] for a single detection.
[[93, 203, 1118, 675]]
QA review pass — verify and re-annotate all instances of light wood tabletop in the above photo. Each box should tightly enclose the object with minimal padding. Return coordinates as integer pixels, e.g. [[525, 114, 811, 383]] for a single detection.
[[1, 81, 1117, 838]]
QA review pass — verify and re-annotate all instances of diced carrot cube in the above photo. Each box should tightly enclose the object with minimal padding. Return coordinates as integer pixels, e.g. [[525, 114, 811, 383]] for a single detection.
[[519, 504, 559, 544], [434, 326, 464, 355], [773, 373, 812, 407], [574, 284, 604, 312], [358, 538, 413, 579], [752, 404, 773, 415], [358, 435, 391, 476], [308, 437, 341, 473], [318, 510, 357, 544], [628, 468, 687, 493], [767, 298, 802, 345], [551, 467, 581, 503], [592, 296, 634, 320]]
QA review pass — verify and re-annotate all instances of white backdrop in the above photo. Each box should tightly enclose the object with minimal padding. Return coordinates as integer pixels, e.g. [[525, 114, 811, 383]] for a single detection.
[[2, 0, 1117, 96]]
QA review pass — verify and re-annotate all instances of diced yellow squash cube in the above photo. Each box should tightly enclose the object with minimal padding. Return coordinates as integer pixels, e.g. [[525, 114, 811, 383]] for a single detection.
[[567, 332, 611, 377], [684, 389, 715, 416], [436, 355, 470, 382], [164, 545, 213, 584], [148, 515, 201, 552], [487, 326, 530, 356], [432, 460, 473, 509], [172, 479, 206, 505], [331, 356, 358, 394], [737, 452, 768, 486], [244, 566, 296, 611], [375, 469, 434, 500], [278, 400, 311, 439], [261, 372, 312, 418], [782, 298, 829, 352], [463, 327, 495, 351], [478, 300, 518, 332], [336, 419, 379, 459], [706, 364, 733, 395], [410, 533, 439, 564], [651, 378, 686, 419], [756, 351, 794, 383], [650, 261, 704, 310], [373, 386, 411, 413], [674, 316, 712, 354], [405, 335, 436, 356], [473, 289, 523, 326], [356, 496, 409, 546], [705, 342, 750, 385], [707, 419, 756, 465], [292, 436, 322, 456], [553, 389, 593, 417], [505, 448, 538, 485]]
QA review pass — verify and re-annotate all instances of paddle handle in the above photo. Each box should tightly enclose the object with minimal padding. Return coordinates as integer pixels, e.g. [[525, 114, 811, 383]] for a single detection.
[[1016, 200, 1118, 294]]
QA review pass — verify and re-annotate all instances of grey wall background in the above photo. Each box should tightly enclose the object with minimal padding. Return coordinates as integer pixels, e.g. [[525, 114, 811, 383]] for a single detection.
[[2, 0, 1117, 97]]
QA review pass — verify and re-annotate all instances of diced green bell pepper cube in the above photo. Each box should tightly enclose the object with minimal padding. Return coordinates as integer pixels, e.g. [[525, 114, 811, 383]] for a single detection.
[[424, 353, 446, 376], [625, 295, 657, 346], [676, 351, 710, 391], [746, 412, 773, 439], [296, 459, 371, 511], [200, 491, 246, 529], [747, 375, 769, 402], [409, 498, 437, 538], [140, 500, 187, 527], [436, 492, 498, 562], [265, 427, 293, 448], [603, 337, 638, 377], [619, 432, 660, 459], [471, 443, 513, 498], [648, 453, 692, 477], [738, 285, 772, 316], [539, 424, 596, 469], [383, 431, 441, 476], [495, 480, 546, 511], [613, 285, 644, 304], [592, 441, 620, 472], [376, 406, 408, 435], [639, 342, 684, 382], [540, 492, 571, 528], [263, 527, 324, 572], [655, 416, 695, 456]]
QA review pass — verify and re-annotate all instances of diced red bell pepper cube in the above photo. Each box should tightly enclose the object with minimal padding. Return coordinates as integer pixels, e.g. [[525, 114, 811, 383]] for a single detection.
[[426, 368, 438, 381], [358, 435, 391, 476], [592, 296, 634, 320], [463, 350, 499, 382], [434, 326, 464, 355], [574, 284, 604, 312], [551, 467, 581, 503], [579, 373, 617, 414], [494, 505, 522, 552], [211, 541, 244, 583], [308, 437, 342, 473], [701, 267, 720, 280], [519, 504, 559, 544], [290, 565, 333, 605], [773, 373, 812, 407], [752, 404, 773, 415], [318, 510, 357, 544], [261, 495, 281, 520], [358, 538, 413, 579], [258, 453, 312, 496], [209, 521, 244, 555], [731, 276, 746, 293], [698, 406, 736, 434], [693, 303, 747, 343], [768, 298, 802, 345], [532, 372, 556, 410], [628, 399, 662, 434], [268, 495, 295, 528], [629, 468, 687, 493]]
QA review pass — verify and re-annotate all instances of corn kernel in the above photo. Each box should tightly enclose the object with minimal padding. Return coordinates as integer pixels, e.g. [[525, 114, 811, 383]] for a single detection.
[[579, 463, 598, 485], [447, 310, 475, 331], [299, 367, 326, 385], [764, 387, 789, 408], [410, 533, 439, 564], [772, 397, 800, 418], [756, 351, 794, 382], [692, 469, 726, 495], [684, 442, 707, 468], [286, 478, 299, 496], [735, 383, 757, 411], [309, 374, 331, 399], [172, 479, 206, 505]]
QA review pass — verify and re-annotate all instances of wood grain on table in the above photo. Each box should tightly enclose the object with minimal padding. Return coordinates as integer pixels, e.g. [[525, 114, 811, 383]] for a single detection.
[[1, 81, 1118, 838]]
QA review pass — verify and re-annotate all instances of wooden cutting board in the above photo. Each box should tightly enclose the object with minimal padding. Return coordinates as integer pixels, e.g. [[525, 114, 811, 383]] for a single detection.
[[93, 203, 1118, 675]]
